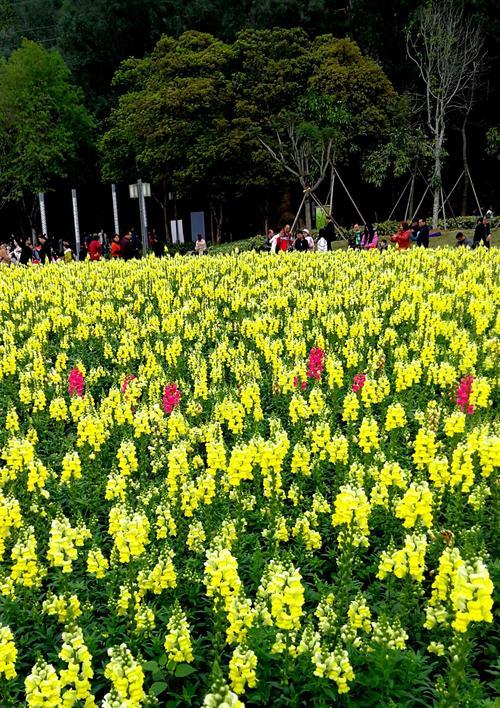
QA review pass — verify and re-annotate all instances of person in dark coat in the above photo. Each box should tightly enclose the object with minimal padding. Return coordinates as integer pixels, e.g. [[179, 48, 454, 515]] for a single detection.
[[455, 232, 472, 247], [38, 234, 52, 264], [473, 217, 491, 249], [320, 215, 336, 248], [294, 231, 308, 252], [416, 218, 430, 248], [120, 231, 135, 260]]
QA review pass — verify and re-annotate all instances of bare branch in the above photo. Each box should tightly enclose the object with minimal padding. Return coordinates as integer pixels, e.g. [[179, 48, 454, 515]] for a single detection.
[[406, 0, 485, 227]]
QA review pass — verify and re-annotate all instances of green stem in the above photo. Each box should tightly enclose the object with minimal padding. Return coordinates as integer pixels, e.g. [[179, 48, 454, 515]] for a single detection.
[[441, 632, 470, 707]]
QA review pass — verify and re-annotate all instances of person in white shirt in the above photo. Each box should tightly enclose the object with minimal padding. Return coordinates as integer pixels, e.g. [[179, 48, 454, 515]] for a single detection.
[[317, 235, 328, 252], [303, 228, 314, 252], [270, 231, 280, 254]]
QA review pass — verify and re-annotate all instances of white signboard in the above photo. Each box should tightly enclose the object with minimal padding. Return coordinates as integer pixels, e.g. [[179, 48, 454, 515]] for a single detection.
[[170, 220, 184, 244]]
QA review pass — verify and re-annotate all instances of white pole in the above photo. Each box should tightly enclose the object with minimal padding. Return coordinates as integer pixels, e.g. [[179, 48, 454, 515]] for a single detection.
[[39, 192, 47, 239], [72, 189, 81, 262], [446, 170, 465, 201], [141, 186, 148, 244], [137, 179, 148, 256], [111, 184, 120, 235], [404, 175, 415, 222]]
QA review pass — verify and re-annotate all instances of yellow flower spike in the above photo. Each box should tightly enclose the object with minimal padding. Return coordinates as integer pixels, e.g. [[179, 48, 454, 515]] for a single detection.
[[164, 606, 194, 663], [257, 560, 305, 631], [0, 625, 17, 679], [395, 482, 433, 529]]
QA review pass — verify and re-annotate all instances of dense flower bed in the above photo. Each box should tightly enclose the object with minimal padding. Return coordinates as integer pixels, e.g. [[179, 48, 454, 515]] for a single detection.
[[0, 250, 498, 706]]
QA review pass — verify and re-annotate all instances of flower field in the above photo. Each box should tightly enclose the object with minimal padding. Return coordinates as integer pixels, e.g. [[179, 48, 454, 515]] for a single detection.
[[0, 250, 498, 707]]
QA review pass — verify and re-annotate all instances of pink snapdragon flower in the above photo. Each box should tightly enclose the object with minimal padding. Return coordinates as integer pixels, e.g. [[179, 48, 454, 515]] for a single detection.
[[456, 375, 474, 415], [293, 376, 308, 391], [68, 368, 85, 398], [122, 374, 136, 394], [352, 373, 366, 393], [162, 383, 181, 414], [307, 347, 324, 381]]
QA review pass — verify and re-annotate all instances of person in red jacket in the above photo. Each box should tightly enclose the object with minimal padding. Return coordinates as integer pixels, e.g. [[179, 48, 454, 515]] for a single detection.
[[110, 233, 121, 258], [88, 234, 102, 261], [390, 222, 411, 251]]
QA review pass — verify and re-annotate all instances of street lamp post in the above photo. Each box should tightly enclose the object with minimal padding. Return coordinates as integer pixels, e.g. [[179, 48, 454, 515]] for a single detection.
[[129, 180, 151, 256], [111, 184, 120, 236], [72, 189, 81, 262], [38, 192, 47, 240]]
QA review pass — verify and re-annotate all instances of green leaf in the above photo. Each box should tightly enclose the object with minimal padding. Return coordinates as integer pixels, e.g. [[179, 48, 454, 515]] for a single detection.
[[175, 663, 196, 678], [143, 661, 159, 672], [151, 681, 168, 696]]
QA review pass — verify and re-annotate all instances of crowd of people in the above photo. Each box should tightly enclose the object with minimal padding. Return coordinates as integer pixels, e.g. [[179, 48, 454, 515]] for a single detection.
[[0, 214, 494, 266], [264, 214, 494, 253], [0, 229, 167, 266]]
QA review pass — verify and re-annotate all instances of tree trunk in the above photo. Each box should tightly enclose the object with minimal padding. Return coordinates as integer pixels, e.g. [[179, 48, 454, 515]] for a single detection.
[[432, 187, 440, 230], [22, 191, 38, 241], [305, 194, 312, 231], [461, 121, 470, 216], [218, 201, 223, 244], [210, 201, 224, 244], [210, 204, 215, 244], [432, 131, 444, 229], [162, 180, 171, 243], [262, 198, 269, 235]]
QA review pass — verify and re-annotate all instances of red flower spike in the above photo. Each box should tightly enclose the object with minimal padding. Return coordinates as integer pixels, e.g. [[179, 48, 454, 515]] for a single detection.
[[456, 375, 474, 415], [352, 373, 366, 393], [122, 374, 136, 394], [306, 347, 324, 381], [68, 368, 85, 398], [162, 383, 181, 415]]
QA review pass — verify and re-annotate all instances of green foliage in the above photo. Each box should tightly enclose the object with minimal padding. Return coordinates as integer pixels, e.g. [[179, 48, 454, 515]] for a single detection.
[[0, 39, 94, 204], [101, 30, 400, 221], [309, 37, 399, 146], [209, 235, 266, 254], [0, 0, 61, 57], [55, 0, 166, 113], [362, 97, 433, 188], [100, 30, 249, 206], [486, 127, 500, 159]]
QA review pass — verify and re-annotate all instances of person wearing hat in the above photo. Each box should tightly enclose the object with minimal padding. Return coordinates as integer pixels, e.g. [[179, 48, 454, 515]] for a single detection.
[[317, 234, 328, 253]]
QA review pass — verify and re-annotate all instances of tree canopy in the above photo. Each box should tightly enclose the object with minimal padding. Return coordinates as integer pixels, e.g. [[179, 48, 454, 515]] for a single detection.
[[100, 30, 400, 237], [0, 39, 93, 224]]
